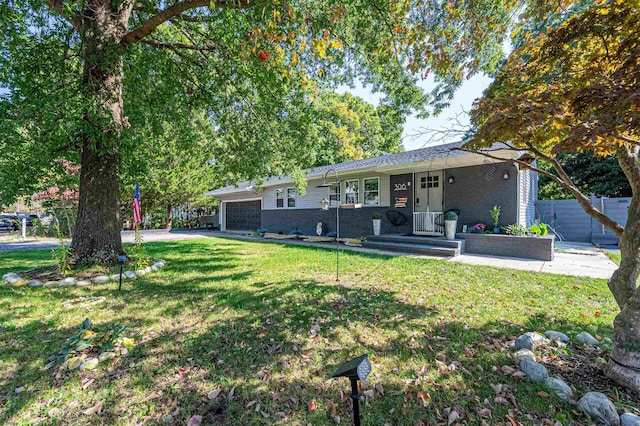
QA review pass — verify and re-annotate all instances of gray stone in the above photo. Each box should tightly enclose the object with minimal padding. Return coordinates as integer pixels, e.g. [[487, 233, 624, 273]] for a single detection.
[[98, 351, 116, 362], [154, 262, 164, 269], [545, 330, 570, 343], [621, 413, 640, 426], [28, 280, 43, 287], [575, 332, 599, 345], [79, 358, 99, 371], [111, 274, 122, 281], [577, 392, 619, 425], [519, 360, 549, 382], [144, 266, 152, 273], [514, 334, 534, 351], [524, 332, 549, 345], [123, 271, 136, 279], [3, 272, 19, 281], [76, 280, 92, 287], [135, 269, 147, 276], [44, 281, 59, 287], [59, 277, 76, 287], [93, 275, 109, 284], [513, 349, 536, 363], [150, 265, 158, 271], [544, 377, 573, 401]]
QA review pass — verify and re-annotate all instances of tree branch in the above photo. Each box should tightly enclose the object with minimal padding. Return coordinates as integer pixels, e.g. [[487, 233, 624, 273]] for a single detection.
[[121, 0, 254, 46], [613, 133, 640, 146], [457, 144, 625, 237], [46, 0, 80, 30], [141, 39, 217, 52]]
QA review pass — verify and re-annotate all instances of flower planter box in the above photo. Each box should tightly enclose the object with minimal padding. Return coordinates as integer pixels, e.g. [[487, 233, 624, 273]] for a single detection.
[[457, 233, 555, 261]]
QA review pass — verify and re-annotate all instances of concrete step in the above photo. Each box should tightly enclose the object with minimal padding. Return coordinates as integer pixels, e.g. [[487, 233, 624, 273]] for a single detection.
[[366, 234, 464, 250], [362, 240, 459, 257]]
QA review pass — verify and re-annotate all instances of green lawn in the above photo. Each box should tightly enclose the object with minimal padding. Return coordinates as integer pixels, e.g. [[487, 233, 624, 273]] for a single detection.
[[605, 251, 621, 265], [0, 237, 626, 425]]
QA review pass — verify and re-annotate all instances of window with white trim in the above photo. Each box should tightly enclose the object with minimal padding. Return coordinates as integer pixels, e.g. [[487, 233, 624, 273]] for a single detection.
[[287, 187, 296, 208], [345, 179, 359, 204], [276, 189, 284, 208], [363, 177, 380, 206], [329, 183, 340, 207]]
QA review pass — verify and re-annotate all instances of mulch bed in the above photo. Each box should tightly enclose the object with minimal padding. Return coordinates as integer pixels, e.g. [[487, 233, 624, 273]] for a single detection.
[[543, 344, 640, 404]]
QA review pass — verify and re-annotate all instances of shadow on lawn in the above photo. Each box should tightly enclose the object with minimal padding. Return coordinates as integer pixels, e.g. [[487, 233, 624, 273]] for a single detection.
[[0, 238, 627, 425]]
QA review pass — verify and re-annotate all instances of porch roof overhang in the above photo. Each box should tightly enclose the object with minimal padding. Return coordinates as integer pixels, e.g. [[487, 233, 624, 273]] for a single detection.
[[205, 142, 521, 197]]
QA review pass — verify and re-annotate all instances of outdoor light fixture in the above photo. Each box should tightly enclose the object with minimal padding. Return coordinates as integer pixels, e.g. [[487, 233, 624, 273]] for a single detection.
[[448, 176, 455, 184], [503, 171, 510, 180], [117, 255, 127, 291], [332, 354, 372, 426], [316, 167, 340, 281]]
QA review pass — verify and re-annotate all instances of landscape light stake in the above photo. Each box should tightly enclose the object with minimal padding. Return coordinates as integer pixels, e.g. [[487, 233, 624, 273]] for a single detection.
[[118, 255, 127, 291], [317, 167, 340, 281], [331, 354, 371, 426]]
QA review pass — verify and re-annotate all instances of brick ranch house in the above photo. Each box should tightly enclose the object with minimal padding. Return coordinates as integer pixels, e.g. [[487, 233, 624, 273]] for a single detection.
[[205, 142, 538, 240]]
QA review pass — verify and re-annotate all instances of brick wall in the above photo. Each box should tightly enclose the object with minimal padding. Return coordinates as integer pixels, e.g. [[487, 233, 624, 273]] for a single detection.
[[460, 233, 554, 261]]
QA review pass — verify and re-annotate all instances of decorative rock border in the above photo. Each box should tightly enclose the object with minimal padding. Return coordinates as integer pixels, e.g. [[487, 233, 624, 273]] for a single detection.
[[2, 260, 166, 288], [509, 329, 632, 425]]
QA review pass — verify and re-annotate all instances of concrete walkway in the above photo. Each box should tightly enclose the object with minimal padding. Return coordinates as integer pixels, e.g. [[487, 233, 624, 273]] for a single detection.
[[208, 231, 618, 280], [0, 229, 619, 280]]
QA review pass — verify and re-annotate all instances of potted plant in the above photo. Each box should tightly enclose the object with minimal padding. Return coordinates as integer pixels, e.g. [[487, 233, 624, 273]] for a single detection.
[[490, 205, 501, 233], [443, 210, 458, 240], [372, 214, 382, 236]]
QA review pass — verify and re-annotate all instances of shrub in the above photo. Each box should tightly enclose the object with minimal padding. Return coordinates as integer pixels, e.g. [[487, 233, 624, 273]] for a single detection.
[[502, 224, 529, 236], [490, 205, 501, 227], [444, 211, 458, 221], [530, 222, 549, 237]]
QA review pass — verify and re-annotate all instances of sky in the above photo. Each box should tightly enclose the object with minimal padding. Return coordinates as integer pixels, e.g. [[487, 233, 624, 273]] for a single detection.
[[343, 74, 494, 151]]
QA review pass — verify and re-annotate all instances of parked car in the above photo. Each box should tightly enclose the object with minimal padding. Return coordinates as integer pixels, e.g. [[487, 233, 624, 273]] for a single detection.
[[0, 215, 13, 232], [17, 212, 38, 227], [0, 214, 19, 231]]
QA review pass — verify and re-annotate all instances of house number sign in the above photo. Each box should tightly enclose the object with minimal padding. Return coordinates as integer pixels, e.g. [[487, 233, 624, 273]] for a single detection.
[[394, 183, 407, 191]]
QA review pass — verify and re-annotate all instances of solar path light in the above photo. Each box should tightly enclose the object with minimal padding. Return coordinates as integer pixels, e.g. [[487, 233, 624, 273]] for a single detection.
[[117, 255, 127, 291], [332, 354, 371, 426]]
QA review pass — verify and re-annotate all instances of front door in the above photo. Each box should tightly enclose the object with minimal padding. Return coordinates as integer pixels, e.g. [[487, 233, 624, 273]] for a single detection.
[[414, 171, 443, 212]]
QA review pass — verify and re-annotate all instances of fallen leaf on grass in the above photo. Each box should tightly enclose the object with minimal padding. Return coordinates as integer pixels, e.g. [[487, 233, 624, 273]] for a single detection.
[[82, 400, 103, 416], [308, 399, 317, 412], [448, 410, 459, 425], [327, 400, 337, 416], [416, 391, 430, 402], [81, 379, 95, 390], [375, 383, 385, 396], [186, 415, 202, 426], [207, 387, 222, 400], [477, 408, 491, 418], [436, 360, 448, 373], [245, 400, 257, 409], [536, 391, 550, 398]]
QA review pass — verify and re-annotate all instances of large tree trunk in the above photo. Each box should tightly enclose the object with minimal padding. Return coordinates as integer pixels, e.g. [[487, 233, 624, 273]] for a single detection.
[[166, 204, 173, 229], [606, 194, 640, 390], [71, 1, 131, 264], [605, 147, 640, 390]]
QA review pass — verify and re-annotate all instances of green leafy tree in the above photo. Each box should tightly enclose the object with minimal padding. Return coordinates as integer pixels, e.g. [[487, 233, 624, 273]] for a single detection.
[[121, 111, 218, 227], [0, 0, 515, 264], [306, 92, 403, 167], [538, 152, 632, 199], [466, 0, 640, 389]]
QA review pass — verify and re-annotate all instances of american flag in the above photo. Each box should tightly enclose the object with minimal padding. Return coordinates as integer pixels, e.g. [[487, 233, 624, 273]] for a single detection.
[[132, 184, 142, 226]]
